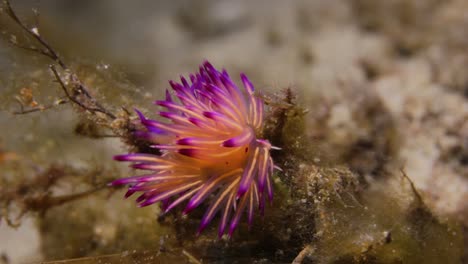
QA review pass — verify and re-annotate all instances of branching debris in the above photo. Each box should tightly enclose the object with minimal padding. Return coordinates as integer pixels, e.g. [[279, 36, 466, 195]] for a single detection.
[[0, 0, 141, 228], [3, 0, 116, 119], [0, 163, 116, 228], [12, 87, 68, 115]]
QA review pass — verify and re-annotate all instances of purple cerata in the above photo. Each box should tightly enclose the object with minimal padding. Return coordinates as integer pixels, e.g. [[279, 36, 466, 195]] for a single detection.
[[111, 61, 278, 237]]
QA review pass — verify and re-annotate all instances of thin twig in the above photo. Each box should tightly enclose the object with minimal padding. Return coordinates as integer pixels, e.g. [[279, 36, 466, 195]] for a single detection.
[[10, 42, 50, 57], [25, 185, 107, 215], [400, 169, 424, 205], [4, 0, 66, 68], [49, 65, 115, 118], [13, 105, 53, 114], [12, 98, 68, 115], [0, 163, 117, 227], [50, 65, 89, 109], [3, 0, 117, 119]]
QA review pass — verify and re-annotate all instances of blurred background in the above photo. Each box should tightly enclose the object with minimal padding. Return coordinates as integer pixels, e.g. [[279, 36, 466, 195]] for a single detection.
[[0, 0, 467, 263]]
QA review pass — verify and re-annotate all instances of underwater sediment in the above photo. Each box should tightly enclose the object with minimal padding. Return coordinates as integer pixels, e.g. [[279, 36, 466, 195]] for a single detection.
[[0, 0, 466, 263]]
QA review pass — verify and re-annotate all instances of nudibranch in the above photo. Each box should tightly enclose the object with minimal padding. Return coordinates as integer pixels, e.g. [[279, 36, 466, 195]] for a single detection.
[[111, 61, 277, 237]]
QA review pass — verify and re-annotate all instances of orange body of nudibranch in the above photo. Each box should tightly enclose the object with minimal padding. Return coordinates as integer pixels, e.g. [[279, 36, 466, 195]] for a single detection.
[[112, 61, 277, 237]]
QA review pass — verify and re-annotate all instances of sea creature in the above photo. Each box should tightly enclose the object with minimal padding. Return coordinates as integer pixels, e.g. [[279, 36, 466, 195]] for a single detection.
[[111, 61, 277, 237]]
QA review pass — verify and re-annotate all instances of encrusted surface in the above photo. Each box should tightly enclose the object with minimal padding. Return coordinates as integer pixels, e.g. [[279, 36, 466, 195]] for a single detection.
[[0, 0, 466, 263]]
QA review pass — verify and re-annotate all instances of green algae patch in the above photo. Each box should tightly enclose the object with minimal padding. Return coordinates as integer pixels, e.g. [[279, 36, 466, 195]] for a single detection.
[[38, 192, 177, 260], [308, 169, 463, 264], [253, 93, 464, 263]]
